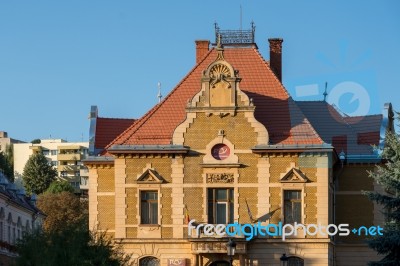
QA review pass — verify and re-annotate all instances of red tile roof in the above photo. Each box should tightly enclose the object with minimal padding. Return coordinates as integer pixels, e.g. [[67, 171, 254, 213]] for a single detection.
[[95, 117, 135, 151], [106, 47, 324, 149], [296, 101, 382, 155]]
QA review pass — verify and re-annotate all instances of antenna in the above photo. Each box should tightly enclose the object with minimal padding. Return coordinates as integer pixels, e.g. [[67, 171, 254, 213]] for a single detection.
[[240, 5, 242, 31], [157, 82, 162, 103], [323, 82, 328, 101]]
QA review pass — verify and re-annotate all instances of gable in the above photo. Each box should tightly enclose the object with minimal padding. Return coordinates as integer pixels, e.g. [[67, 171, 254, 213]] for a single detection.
[[280, 168, 309, 183], [105, 46, 323, 148], [137, 169, 165, 184]]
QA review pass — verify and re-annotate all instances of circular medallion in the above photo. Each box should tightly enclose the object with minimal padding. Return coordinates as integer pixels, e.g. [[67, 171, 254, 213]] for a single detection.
[[211, 144, 230, 160]]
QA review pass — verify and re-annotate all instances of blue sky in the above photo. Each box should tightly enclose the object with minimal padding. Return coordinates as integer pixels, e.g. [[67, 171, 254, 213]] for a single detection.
[[0, 1, 399, 142]]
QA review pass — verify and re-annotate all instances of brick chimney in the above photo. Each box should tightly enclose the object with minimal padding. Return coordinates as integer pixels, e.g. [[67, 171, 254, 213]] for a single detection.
[[195, 40, 210, 64], [268, 38, 283, 82]]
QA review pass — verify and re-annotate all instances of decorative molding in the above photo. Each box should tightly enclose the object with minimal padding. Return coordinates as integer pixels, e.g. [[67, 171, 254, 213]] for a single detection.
[[137, 169, 165, 184], [206, 173, 234, 183], [280, 168, 309, 183], [190, 241, 247, 254], [209, 64, 231, 88]]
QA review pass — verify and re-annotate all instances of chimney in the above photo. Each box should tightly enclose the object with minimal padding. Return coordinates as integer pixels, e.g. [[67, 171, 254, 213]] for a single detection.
[[268, 38, 283, 82], [195, 40, 210, 64]]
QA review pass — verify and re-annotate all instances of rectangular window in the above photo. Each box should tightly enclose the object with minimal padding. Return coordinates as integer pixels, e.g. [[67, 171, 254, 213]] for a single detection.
[[51, 150, 58, 156], [208, 188, 234, 224], [42, 150, 50, 156], [140, 191, 158, 224], [284, 190, 302, 224]]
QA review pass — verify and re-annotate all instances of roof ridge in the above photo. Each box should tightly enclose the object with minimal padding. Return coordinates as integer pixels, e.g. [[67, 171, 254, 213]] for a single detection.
[[344, 114, 383, 119], [295, 100, 325, 103], [105, 48, 215, 149], [252, 47, 291, 99], [98, 117, 136, 120], [328, 103, 363, 138], [105, 103, 161, 149]]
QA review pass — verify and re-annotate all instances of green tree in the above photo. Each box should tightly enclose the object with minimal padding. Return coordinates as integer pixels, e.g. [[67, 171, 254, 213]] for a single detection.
[[37, 191, 87, 233], [46, 180, 75, 194], [364, 131, 400, 265], [0, 151, 13, 182], [16, 191, 131, 266], [31, 139, 41, 144], [16, 222, 131, 266], [22, 153, 57, 195]]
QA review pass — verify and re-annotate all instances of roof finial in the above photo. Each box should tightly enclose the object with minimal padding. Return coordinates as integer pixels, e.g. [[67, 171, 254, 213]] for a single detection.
[[215, 34, 225, 61], [157, 82, 162, 103], [323, 82, 328, 101], [217, 33, 222, 49]]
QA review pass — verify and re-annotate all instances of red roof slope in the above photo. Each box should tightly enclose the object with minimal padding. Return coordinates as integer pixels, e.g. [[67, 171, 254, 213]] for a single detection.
[[296, 101, 382, 155], [95, 117, 135, 151], [107, 47, 323, 148]]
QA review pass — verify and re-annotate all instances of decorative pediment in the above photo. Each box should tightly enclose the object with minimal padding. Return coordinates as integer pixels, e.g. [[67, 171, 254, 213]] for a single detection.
[[206, 173, 234, 183], [137, 169, 165, 184], [280, 168, 309, 183]]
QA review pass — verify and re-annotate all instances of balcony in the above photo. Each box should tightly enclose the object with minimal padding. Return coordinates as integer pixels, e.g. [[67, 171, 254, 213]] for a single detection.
[[80, 168, 89, 177], [57, 153, 81, 161], [58, 165, 80, 172]]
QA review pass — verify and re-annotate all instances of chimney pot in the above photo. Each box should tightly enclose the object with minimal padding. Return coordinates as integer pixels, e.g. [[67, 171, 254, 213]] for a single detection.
[[195, 40, 210, 64], [268, 38, 283, 82]]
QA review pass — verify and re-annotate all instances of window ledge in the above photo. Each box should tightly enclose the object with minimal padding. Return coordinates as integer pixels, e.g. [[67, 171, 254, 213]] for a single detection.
[[138, 224, 160, 227]]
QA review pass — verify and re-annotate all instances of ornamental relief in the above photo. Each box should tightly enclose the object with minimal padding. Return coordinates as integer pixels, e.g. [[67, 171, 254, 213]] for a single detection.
[[209, 63, 231, 88], [206, 173, 234, 183]]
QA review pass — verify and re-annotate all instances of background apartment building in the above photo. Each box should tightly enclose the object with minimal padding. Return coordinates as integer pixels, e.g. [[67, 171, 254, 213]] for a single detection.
[[0, 131, 24, 154], [14, 139, 89, 195]]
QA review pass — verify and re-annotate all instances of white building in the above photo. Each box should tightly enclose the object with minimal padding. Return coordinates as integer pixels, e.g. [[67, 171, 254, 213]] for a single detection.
[[13, 139, 89, 195], [0, 172, 44, 265]]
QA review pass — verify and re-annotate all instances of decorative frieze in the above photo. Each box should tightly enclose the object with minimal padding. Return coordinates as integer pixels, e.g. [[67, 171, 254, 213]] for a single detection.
[[206, 173, 234, 183]]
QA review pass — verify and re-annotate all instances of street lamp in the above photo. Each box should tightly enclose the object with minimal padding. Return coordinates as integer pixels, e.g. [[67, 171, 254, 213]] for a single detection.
[[280, 253, 288, 266], [226, 238, 237, 266], [339, 150, 346, 168]]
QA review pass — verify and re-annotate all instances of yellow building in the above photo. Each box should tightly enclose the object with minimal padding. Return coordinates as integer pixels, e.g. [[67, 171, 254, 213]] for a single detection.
[[86, 27, 393, 266]]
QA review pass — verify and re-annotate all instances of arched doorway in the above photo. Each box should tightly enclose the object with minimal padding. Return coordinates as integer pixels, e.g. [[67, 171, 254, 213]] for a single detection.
[[287, 256, 304, 266], [209, 260, 230, 266], [139, 256, 160, 266]]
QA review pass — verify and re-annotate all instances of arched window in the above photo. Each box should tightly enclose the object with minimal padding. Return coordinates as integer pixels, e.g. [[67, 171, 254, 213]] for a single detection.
[[139, 256, 160, 266], [0, 207, 4, 241], [288, 256, 304, 266]]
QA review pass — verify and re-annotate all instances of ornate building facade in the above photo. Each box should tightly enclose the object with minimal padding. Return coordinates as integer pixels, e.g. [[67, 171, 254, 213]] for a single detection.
[[85, 27, 393, 266], [0, 172, 44, 266]]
